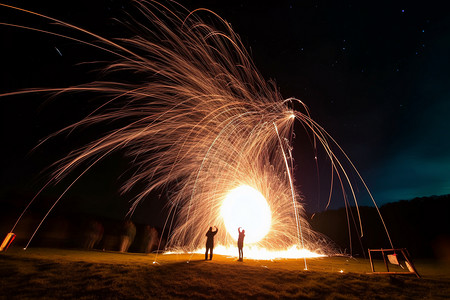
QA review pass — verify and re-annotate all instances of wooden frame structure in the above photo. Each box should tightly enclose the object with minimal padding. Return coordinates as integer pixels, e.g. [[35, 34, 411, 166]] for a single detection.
[[368, 248, 420, 278]]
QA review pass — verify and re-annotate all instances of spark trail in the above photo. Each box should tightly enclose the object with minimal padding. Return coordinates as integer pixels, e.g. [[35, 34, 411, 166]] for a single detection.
[[0, 1, 393, 258]]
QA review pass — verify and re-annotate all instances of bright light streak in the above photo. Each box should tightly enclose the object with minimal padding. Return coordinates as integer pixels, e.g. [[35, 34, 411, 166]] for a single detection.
[[221, 185, 271, 244]]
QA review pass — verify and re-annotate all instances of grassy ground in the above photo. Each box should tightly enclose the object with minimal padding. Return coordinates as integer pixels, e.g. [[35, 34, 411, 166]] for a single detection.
[[1, 248, 449, 299]]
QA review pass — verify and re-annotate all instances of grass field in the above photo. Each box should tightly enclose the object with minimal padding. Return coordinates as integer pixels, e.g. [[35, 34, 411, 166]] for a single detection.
[[1, 247, 449, 299]]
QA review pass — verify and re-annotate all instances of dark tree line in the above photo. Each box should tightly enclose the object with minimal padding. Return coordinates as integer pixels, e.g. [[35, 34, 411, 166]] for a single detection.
[[309, 194, 450, 259]]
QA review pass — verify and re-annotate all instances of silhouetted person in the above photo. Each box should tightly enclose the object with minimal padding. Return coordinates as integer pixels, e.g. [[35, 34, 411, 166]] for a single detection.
[[238, 227, 245, 261], [205, 226, 218, 260]]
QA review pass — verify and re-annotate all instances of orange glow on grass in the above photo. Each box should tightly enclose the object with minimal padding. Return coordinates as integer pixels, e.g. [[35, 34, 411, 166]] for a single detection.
[[167, 245, 325, 260]]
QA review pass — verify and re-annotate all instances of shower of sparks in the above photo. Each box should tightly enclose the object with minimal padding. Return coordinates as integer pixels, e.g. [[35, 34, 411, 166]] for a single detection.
[[1, 1, 393, 259]]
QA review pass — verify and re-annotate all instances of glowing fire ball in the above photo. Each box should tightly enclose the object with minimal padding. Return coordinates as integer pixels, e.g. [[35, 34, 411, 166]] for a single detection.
[[221, 185, 271, 244]]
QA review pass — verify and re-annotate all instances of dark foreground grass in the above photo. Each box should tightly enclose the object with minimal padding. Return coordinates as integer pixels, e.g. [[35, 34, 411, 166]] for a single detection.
[[1, 248, 449, 299]]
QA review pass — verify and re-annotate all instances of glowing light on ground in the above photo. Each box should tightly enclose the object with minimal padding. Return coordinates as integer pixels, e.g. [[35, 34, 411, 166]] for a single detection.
[[168, 245, 325, 260], [221, 185, 271, 244]]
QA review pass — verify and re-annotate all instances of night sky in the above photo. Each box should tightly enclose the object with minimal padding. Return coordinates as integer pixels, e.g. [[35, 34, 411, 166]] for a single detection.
[[1, 0, 449, 222]]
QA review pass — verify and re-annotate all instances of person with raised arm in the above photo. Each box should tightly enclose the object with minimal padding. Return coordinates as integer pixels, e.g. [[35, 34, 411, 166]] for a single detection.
[[238, 227, 245, 261], [205, 226, 218, 260]]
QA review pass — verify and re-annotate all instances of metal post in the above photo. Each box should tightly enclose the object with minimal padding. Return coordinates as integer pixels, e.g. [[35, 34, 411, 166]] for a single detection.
[[381, 249, 389, 272], [368, 249, 375, 272]]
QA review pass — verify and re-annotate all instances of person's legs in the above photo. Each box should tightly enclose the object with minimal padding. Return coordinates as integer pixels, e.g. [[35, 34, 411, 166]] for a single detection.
[[205, 247, 209, 260], [210, 248, 213, 260]]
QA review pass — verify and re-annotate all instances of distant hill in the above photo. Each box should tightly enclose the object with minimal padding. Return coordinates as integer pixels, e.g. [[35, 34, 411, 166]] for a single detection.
[[309, 194, 450, 260]]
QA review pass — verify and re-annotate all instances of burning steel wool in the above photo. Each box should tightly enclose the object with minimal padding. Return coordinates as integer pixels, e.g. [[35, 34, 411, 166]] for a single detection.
[[0, 1, 392, 260]]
